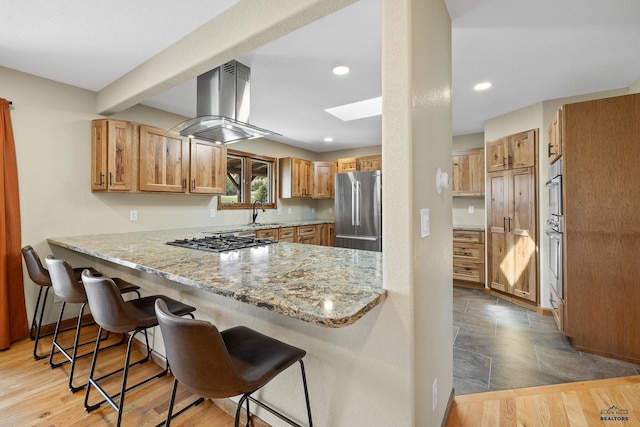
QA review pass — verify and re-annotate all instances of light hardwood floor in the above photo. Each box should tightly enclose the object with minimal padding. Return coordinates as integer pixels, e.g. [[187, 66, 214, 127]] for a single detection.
[[0, 326, 235, 427], [447, 376, 640, 427]]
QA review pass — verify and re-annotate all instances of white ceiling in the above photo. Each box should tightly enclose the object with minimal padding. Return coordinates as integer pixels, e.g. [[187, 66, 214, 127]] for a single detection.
[[2, 0, 639, 152]]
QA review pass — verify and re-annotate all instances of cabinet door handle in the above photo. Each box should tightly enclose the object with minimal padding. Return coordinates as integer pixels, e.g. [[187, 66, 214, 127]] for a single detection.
[[508, 217, 512, 232], [508, 156, 512, 166], [109, 172, 113, 186], [99, 172, 104, 186], [182, 178, 187, 190], [503, 217, 507, 231], [192, 179, 196, 189], [503, 157, 507, 167], [548, 143, 554, 157]]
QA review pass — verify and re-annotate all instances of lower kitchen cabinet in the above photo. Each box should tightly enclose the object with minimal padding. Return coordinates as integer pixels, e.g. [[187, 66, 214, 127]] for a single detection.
[[487, 166, 537, 305], [255, 228, 278, 240], [453, 229, 485, 287], [278, 227, 296, 242], [297, 225, 317, 245]]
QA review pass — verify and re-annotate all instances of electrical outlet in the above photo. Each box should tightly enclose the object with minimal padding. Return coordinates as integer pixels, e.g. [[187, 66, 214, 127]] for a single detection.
[[210, 209, 216, 218], [468, 205, 475, 214], [278, 208, 282, 215], [311, 208, 315, 213], [432, 378, 437, 411], [287, 208, 292, 214], [129, 210, 138, 221]]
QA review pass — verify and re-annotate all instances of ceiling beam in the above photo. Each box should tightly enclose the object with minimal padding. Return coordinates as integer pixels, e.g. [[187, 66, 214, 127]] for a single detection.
[[96, 0, 357, 116]]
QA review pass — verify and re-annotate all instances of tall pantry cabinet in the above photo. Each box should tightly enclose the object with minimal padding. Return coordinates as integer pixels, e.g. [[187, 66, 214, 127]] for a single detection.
[[486, 129, 538, 306], [559, 93, 640, 363]]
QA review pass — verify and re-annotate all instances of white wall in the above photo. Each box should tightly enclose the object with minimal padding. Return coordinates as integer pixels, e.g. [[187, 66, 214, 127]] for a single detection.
[[390, 0, 453, 424]]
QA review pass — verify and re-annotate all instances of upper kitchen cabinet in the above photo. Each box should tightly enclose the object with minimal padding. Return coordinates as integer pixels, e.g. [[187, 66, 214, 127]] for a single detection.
[[139, 125, 189, 193], [452, 148, 484, 196], [337, 155, 382, 172], [189, 139, 226, 194], [486, 129, 536, 172], [312, 161, 336, 199], [91, 119, 139, 192], [280, 157, 312, 198], [547, 107, 562, 164]]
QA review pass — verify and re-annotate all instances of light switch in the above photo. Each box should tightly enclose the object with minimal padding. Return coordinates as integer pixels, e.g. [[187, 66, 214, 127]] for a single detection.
[[421, 208, 430, 238]]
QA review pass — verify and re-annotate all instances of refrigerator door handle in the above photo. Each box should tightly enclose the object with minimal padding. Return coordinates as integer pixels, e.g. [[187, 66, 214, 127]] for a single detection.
[[355, 181, 361, 227], [335, 234, 379, 241], [351, 182, 356, 226]]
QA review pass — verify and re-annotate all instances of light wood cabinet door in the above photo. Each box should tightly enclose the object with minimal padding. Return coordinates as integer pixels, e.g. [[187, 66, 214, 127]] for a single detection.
[[280, 157, 312, 199], [139, 125, 189, 193], [452, 148, 484, 196], [189, 140, 226, 194], [509, 130, 536, 169], [548, 107, 562, 163], [91, 119, 138, 192], [487, 168, 537, 302], [278, 227, 296, 242], [312, 161, 335, 199], [256, 228, 278, 240], [358, 155, 381, 171], [486, 130, 536, 172], [297, 225, 317, 245], [337, 157, 357, 172], [300, 159, 313, 198], [486, 138, 508, 172]]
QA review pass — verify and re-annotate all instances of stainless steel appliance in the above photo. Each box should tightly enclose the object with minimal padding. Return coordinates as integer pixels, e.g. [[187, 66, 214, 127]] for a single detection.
[[167, 235, 275, 253], [546, 159, 563, 300], [334, 170, 382, 252]]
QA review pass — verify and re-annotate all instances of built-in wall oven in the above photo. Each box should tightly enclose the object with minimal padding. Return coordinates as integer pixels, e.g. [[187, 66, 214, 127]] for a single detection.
[[546, 159, 563, 300]]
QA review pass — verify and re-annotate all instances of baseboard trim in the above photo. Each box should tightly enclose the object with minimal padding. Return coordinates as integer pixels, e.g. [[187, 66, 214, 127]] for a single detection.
[[441, 388, 456, 427], [537, 306, 553, 316]]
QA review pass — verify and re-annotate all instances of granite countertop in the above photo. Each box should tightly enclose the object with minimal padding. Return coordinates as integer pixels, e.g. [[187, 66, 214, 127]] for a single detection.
[[453, 225, 485, 232], [47, 225, 385, 328]]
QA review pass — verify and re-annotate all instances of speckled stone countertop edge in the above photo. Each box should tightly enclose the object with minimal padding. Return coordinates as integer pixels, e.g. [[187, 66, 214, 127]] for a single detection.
[[453, 225, 485, 232], [47, 226, 385, 329]]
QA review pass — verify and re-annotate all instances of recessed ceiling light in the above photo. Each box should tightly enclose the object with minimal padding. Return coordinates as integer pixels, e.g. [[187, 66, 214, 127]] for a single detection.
[[325, 96, 382, 121], [333, 65, 350, 75], [324, 137, 333, 142], [474, 82, 492, 91]]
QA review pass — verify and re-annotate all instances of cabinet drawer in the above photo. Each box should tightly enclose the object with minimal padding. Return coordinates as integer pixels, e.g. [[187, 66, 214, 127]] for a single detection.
[[279, 227, 295, 240], [453, 261, 485, 283], [453, 230, 484, 244], [256, 228, 278, 240], [297, 225, 317, 236], [453, 242, 484, 263]]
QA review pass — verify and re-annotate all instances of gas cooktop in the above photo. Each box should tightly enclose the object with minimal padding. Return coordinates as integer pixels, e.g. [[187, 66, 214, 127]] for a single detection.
[[167, 235, 276, 253]]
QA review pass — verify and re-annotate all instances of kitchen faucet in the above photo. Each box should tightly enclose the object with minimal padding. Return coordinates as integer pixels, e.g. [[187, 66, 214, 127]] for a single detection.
[[252, 200, 265, 224]]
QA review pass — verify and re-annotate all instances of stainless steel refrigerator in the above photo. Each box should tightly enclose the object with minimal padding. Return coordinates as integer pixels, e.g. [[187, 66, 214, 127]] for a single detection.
[[334, 170, 382, 252]]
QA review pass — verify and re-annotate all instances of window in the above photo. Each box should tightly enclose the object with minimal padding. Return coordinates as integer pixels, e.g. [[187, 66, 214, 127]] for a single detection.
[[218, 149, 276, 210]]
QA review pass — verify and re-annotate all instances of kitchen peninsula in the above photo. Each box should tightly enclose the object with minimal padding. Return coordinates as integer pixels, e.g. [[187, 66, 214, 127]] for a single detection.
[[47, 223, 386, 328]]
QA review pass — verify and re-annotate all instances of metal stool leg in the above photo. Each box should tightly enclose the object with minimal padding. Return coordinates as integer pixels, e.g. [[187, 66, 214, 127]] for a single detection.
[[32, 286, 51, 360]]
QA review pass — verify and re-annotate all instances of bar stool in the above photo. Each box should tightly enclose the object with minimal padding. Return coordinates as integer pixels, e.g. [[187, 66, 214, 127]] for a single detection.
[[21, 245, 101, 360], [45, 257, 141, 392], [81, 270, 196, 427], [155, 299, 313, 427]]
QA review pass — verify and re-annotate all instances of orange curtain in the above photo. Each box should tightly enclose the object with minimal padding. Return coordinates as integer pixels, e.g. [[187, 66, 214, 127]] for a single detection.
[[0, 98, 28, 350]]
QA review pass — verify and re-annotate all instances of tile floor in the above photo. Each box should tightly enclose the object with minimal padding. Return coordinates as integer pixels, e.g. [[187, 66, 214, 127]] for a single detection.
[[453, 287, 640, 395]]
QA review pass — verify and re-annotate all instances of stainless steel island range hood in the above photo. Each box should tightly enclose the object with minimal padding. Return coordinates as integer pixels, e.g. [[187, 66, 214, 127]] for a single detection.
[[168, 60, 279, 144]]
